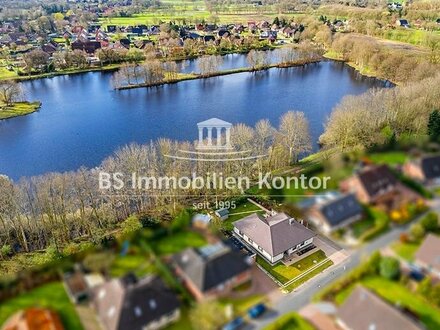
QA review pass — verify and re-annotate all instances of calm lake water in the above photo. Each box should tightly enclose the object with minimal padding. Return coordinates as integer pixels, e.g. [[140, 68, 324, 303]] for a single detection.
[[0, 59, 390, 180]]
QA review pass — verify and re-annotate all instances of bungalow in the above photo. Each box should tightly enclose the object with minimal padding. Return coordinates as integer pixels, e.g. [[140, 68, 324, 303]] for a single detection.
[[172, 242, 252, 301], [215, 207, 229, 220], [233, 212, 316, 264], [1, 308, 65, 330], [340, 165, 419, 211], [403, 154, 440, 186], [337, 286, 422, 330], [306, 193, 363, 234], [396, 19, 410, 28], [92, 274, 180, 330], [414, 233, 440, 278]]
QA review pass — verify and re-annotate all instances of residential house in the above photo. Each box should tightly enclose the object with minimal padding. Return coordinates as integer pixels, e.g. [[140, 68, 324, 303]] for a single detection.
[[92, 275, 180, 330], [337, 286, 422, 330], [215, 207, 229, 220], [172, 242, 252, 301], [306, 193, 363, 234], [1, 308, 65, 330], [71, 40, 101, 54], [340, 165, 419, 211], [414, 233, 440, 278], [396, 19, 410, 28], [403, 154, 440, 186], [233, 212, 316, 264], [64, 268, 104, 304]]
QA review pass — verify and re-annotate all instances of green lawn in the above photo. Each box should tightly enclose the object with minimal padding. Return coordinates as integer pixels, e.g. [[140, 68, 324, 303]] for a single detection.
[[0, 102, 41, 120], [391, 240, 421, 261], [153, 231, 207, 256], [223, 201, 264, 230], [0, 282, 83, 330], [257, 250, 329, 284], [110, 254, 156, 278], [369, 151, 408, 165], [263, 311, 315, 330], [219, 294, 265, 316], [352, 207, 390, 242]]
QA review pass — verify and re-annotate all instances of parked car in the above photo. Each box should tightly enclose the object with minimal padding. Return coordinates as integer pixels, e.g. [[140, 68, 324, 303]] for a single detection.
[[247, 303, 266, 319], [222, 317, 244, 330]]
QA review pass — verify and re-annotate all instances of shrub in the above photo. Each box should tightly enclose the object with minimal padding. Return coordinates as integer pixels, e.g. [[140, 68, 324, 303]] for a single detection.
[[420, 212, 439, 232], [379, 256, 401, 280]]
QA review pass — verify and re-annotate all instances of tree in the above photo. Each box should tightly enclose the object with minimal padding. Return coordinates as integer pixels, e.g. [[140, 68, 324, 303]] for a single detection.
[[83, 252, 115, 274], [428, 110, 440, 142], [420, 212, 439, 232], [279, 111, 312, 164], [189, 301, 227, 330], [0, 80, 22, 105], [410, 223, 425, 241], [23, 49, 50, 73], [0, 244, 12, 260], [120, 215, 142, 237], [247, 50, 269, 70], [379, 256, 400, 280]]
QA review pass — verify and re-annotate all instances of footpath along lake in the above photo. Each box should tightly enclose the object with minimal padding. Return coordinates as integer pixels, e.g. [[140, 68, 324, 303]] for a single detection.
[[0, 58, 390, 180]]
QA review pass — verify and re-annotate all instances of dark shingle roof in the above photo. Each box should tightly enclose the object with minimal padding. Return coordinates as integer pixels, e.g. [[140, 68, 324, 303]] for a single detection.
[[93, 275, 180, 330], [337, 286, 422, 330], [172, 242, 251, 292], [233, 213, 316, 256], [357, 165, 398, 198], [319, 194, 362, 227], [420, 155, 440, 180]]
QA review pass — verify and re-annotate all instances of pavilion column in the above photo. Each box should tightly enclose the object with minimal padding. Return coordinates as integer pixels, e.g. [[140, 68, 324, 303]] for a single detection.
[[207, 127, 212, 146], [225, 127, 231, 147], [216, 127, 222, 147], [198, 127, 204, 146]]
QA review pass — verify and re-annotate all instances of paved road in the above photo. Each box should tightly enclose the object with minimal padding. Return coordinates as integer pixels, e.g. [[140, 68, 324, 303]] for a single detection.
[[248, 198, 440, 330]]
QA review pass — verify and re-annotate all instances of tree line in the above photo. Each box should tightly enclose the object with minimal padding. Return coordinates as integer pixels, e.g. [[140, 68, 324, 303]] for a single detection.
[[0, 111, 312, 273]]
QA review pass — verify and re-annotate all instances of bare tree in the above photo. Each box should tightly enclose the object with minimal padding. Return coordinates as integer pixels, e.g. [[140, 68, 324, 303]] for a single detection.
[[0, 80, 22, 105], [279, 111, 312, 164]]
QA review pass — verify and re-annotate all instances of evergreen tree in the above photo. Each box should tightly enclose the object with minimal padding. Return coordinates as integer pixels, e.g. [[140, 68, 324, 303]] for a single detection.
[[428, 110, 440, 142]]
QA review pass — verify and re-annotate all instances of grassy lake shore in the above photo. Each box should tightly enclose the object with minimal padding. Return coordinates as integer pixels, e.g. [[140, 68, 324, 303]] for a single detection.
[[0, 101, 42, 120]]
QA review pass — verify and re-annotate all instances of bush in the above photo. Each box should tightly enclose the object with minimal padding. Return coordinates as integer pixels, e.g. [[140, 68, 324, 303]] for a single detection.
[[410, 223, 425, 241], [379, 256, 400, 280], [420, 212, 439, 232]]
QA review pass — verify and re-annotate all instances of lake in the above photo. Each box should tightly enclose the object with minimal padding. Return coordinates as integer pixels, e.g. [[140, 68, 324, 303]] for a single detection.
[[0, 59, 390, 180]]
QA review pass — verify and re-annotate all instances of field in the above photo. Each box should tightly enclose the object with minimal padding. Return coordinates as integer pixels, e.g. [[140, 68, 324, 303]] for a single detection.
[[263, 312, 315, 330], [0, 282, 83, 330]]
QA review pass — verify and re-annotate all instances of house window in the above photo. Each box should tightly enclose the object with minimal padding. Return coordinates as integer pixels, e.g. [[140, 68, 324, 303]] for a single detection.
[[248, 238, 253, 243], [257, 246, 263, 252], [239, 230, 243, 236]]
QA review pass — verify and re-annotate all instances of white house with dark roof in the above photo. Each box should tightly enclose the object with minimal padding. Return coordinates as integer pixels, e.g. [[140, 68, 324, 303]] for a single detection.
[[403, 154, 440, 186], [306, 193, 363, 234], [92, 275, 180, 330], [233, 212, 316, 264], [172, 242, 252, 301]]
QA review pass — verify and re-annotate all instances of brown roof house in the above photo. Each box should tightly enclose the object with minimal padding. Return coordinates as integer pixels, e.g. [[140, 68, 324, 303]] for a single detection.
[[337, 286, 422, 330], [403, 154, 440, 186], [92, 274, 180, 330], [340, 165, 419, 211], [306, 192, 363, 234], [414, 233, 440, 278], [172, 242, 252, 301], [233, 212, 316, 264], [1, 308, 65, 330]]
